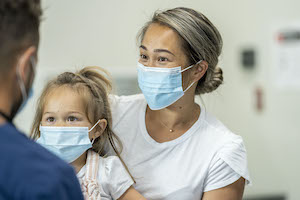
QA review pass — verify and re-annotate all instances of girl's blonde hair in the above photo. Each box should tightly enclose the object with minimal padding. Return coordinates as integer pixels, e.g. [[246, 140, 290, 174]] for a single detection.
[[30, 66, 134, 181]]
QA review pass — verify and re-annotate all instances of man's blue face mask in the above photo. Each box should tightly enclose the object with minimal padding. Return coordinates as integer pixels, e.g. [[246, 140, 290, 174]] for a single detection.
[[7, 56, 36, 122], [16, 56, 36, 114], [137, 60, 202, 110]]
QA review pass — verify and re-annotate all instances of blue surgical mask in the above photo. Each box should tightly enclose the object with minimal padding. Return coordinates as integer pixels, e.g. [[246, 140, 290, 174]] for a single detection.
[[137, 61, 202, 110], [16, 56, 36, 114], [17, 88, 34, 114], [36, 120, 100, 163]]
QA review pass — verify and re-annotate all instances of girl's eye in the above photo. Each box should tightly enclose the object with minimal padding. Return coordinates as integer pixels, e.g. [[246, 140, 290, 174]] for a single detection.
[[67, 116, 78, 122], [158, 57, 169, 62], [46, 117, 55, 122]]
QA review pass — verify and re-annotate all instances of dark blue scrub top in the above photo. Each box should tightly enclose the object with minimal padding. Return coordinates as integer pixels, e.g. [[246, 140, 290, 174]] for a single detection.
[[0, 122, 84, 200]]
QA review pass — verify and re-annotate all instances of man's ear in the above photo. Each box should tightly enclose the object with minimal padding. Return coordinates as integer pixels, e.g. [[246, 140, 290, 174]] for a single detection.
[[93, 119, 108, 139], [192, 60, 208, 82], [17, 46, 37, 83]]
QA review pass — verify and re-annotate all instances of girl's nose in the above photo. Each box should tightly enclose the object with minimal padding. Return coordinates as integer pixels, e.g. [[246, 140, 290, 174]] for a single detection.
[[55, 120, 67, 127]]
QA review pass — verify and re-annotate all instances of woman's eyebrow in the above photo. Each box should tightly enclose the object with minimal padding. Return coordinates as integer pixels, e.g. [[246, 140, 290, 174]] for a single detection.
[[43, 112, 53, 115], [154, 49, 175, 56], [139, 45, 147, 50], [139, 45, 175, 56]]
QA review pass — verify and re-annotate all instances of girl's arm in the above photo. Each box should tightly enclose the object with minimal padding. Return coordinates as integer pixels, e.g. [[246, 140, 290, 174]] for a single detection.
[[202, 177, 245, 200], [118, 186, 147, 200]]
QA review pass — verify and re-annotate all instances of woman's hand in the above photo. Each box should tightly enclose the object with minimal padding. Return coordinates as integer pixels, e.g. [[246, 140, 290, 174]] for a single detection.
[[202, 177, 245, 200], [118, 186, 147, 200]]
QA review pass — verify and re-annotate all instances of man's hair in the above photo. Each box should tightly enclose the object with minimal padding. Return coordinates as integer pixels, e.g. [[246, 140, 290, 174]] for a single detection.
[[0, 0, 42, 74]]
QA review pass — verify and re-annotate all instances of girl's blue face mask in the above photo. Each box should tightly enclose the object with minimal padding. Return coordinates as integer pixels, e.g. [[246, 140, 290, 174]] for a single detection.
[[137, 61, 202, 110], [36, 120, 100, 163]]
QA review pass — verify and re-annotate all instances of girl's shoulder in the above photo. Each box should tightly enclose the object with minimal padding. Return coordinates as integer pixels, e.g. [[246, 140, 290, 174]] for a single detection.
[[78, 154, 126, 179], [98, 156, 134, 199], [98, 155, 132, 181], [99, 155, 125, 173], [78, 152, 133, 199]]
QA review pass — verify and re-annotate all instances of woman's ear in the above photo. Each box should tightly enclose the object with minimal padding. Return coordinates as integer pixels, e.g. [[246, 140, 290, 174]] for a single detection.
[[93, 119, 107, 140], [192, 60, 208, 82]]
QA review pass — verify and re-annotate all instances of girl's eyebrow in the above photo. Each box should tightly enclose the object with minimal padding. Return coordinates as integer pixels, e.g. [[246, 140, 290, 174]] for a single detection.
[[43, 111, 83, 115], [67, 111, 85, 115]]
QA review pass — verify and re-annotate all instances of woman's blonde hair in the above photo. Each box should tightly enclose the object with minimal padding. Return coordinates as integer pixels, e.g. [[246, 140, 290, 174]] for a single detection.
[[137, 7, 223, 94], [30, 66, 134, 181]]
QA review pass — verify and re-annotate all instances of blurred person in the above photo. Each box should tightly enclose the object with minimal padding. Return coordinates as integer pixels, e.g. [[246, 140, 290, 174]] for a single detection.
[[31, 66, 146, 200], [0, 0, 83, 199], [109, 7, 251, 200]]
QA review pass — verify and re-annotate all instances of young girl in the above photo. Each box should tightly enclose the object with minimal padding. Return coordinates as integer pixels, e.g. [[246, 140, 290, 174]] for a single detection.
[[31, 66, 146, 200]]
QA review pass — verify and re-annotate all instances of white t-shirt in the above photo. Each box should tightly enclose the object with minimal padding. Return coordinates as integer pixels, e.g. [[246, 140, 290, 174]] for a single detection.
[[109, 94, 251, 200], [77, 156, 134, 200]]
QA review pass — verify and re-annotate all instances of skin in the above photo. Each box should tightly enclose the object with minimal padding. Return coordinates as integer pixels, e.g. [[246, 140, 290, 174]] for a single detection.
[[41, 86, 146, 200], [0, 46, 37, 125], [41, 86, 105, 173], [139, 23, 245, 200], [139, 23, 207, 142]]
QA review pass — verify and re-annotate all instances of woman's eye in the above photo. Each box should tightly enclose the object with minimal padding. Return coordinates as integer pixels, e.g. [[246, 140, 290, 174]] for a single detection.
[[46, 117, 55, 122], [158, 57, 168, 62], [67, 116, 78, 122], [140, 54, 147, 60]]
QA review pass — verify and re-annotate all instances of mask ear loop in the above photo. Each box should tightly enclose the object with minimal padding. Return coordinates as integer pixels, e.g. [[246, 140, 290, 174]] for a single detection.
[[16, 64, 28, 101], [180, 60, 203, 73], [183, 81, 196, 93], [182, 60, 203, 93], [91, 138, 95, 145], [89, 119, 101, 132], [16, 56, 37, 102], [89, 119, 101, 144]]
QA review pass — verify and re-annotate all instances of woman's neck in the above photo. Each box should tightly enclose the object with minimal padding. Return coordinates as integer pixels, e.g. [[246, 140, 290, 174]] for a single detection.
[[145, 92, 201, 142], [149, 103, 199, 126], [148, 89, 199, 125]]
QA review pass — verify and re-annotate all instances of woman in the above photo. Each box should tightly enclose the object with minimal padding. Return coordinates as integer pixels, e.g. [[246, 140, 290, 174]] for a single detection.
[[109, 7, 251, 200]]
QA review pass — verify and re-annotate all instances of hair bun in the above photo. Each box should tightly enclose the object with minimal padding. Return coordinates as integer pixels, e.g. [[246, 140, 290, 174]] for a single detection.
[[78, 66, 112, 93], [196, 66, 223, 94]]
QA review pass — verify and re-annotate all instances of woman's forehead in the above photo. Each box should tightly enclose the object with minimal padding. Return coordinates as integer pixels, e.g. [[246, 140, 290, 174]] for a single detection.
[[142, 23, 183, 54]]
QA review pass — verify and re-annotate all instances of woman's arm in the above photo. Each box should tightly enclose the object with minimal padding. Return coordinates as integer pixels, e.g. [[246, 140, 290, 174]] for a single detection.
[[118, 186, 147, 200], [202, 177, 245, 200]]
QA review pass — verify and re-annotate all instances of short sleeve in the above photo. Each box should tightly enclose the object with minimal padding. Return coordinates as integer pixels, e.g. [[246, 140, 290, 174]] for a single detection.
[[108, 94, 145, 130], [108, 94, 129, 129], [204, 136, 252, 192], [103, 157, 134, 200]]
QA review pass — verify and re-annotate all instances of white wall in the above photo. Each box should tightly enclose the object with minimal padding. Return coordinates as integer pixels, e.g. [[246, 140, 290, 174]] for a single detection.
[[14, 0, 300, 199]]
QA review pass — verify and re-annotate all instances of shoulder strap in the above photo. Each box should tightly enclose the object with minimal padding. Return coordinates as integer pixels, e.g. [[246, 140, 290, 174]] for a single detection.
[[80, 150, 101, 200], [85, 150, 100, 180]]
